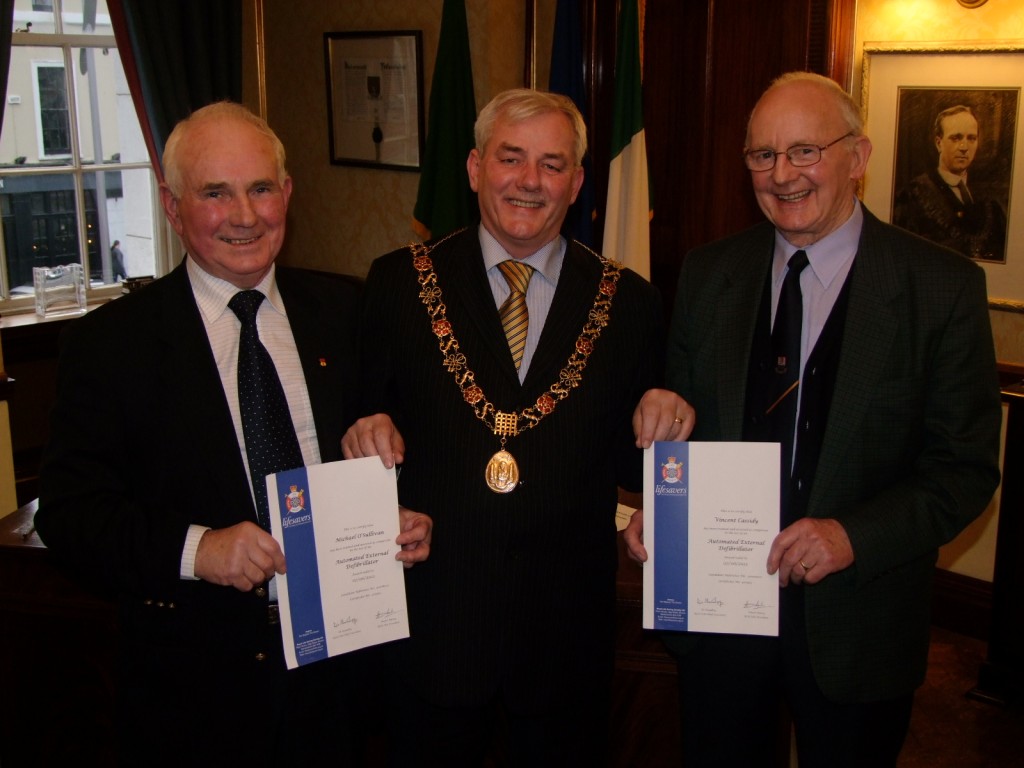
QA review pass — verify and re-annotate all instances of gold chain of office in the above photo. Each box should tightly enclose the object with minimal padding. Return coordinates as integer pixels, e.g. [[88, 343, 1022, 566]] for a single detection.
[[410, 231, 623, 492]]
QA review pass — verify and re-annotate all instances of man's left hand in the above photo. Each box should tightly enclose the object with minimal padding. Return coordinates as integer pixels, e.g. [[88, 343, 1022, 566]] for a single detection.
[[396, 506, 432, 568], [767, 518, 854, 586], [633, 388, 695, 448], [341, 413, 405, 468]]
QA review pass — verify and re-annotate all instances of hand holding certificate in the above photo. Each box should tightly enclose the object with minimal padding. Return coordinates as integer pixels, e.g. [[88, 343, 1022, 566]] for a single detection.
[[642, 442, 780, 636], [267, 457, 410, 669]]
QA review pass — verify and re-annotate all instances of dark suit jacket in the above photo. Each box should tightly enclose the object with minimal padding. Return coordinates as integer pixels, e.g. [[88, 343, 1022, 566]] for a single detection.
[[893, 166, 1007, 261], [35, 262, 361, 762], [663, 206, 1001, 703], [359, 229, 664, 711]]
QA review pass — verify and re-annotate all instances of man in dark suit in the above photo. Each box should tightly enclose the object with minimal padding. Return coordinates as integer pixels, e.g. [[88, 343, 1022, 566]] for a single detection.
[[342, 88, 690, 766], [625, 72, 1001, 767], [35, 102, 431, 766]]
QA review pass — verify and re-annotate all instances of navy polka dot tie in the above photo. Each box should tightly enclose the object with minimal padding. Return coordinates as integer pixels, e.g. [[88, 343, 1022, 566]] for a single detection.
[[229, 290, 304, 530]]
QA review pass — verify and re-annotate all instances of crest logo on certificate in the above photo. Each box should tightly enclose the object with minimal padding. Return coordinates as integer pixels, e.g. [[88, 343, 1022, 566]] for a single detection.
[[642, 442, 780, 637]]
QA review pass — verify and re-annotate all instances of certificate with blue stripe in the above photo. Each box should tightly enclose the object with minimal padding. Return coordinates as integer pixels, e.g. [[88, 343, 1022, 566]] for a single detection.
[[642, 442, 779, 636], [267, 457, 409, 669]]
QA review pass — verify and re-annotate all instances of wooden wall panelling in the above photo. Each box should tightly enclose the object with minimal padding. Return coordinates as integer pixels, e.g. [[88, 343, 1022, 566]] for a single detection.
[[640, 0, 855, 310]]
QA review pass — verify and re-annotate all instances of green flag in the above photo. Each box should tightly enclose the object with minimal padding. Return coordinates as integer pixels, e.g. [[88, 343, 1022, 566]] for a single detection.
[[602, 0, 651, 278], [413, 0, 478, 240]]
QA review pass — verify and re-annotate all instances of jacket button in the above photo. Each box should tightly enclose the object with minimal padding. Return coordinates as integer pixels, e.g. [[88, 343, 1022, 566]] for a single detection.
[[254, 586, 267, 599], [254, 652, 268, 662]]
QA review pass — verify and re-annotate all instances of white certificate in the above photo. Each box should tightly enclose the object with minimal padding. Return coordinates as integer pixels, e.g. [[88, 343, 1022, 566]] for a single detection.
[[267, 458, 409, 669], [642, 442, 780, 636]]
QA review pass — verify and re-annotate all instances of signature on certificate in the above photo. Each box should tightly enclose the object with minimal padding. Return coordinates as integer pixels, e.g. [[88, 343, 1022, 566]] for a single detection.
[[696, 596, 724, 607]]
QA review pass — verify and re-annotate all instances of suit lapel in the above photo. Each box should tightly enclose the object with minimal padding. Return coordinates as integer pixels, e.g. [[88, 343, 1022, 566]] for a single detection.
[[156, 265, 257, 522], [277, 271, 345, 463], [441, 231, 524, 386], [524, 242, 598, 392], [809, 213, 903, 510], [716, 229, 773, 440]]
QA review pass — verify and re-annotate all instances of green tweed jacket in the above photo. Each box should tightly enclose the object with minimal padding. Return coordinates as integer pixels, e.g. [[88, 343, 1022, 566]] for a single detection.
[[663, 205, 1002, 703]]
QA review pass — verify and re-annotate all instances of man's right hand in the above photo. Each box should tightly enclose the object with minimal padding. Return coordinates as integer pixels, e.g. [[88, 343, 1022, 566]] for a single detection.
[[194, 522, 286, 591], [623, 508, 648, 564]]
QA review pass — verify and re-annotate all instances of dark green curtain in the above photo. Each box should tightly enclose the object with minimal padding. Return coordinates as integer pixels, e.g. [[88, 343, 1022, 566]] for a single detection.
[[108, 0, 242, 178], [0, 0, 14, 128]]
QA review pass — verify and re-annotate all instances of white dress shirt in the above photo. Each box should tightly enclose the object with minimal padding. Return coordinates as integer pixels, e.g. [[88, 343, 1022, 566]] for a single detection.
[[180, 258, 320, 580]]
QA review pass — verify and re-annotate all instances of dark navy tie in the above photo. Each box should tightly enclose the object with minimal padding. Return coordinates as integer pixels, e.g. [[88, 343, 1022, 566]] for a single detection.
[[769, 250, 809, 405], [768, 250, 809, 481], [229, 290, 304, 530]]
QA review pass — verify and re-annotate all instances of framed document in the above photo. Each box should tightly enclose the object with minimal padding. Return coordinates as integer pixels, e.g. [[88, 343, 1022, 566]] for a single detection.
[[643, 442, 780, 636], [323, 30, 425, 170]]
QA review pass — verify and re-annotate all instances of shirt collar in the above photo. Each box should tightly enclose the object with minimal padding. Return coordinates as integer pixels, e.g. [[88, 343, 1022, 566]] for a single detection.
[[478, 224, 565, 285], [186, 257, 283, 324], [773, 199, 863, 290], [937, 165, 967, 188]]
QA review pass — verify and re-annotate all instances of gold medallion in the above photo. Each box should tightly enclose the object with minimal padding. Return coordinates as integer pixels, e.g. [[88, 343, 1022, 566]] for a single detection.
[[485, 450, 519, 493]]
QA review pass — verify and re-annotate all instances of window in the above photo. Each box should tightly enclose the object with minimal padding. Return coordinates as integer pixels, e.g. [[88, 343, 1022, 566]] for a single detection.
[[34, 62, 72, 157], [0, 0, 166, 314]]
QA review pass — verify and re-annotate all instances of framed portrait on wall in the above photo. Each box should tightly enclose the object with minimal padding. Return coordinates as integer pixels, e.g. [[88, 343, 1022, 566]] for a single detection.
[[889, 88, 1015, 264], [862, 43, 1024, 307]]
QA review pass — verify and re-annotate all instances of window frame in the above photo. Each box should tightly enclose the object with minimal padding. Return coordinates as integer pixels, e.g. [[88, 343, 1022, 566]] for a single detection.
[[0, 19, 170, 316]]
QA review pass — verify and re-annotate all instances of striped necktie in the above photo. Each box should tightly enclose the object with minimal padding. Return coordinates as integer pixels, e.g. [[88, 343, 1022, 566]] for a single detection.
[[497, 259, 535, 370]]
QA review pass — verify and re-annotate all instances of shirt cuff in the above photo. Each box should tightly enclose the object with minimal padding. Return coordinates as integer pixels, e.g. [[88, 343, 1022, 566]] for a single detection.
[[180, 524, 211, 580]]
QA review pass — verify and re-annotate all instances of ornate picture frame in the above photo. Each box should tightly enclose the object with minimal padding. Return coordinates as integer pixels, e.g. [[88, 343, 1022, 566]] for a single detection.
[[861, 43, 1024, 309]]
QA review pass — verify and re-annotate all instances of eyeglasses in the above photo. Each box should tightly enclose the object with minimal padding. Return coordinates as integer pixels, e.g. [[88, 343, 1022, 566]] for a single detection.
[[743, 132, 855, 172]]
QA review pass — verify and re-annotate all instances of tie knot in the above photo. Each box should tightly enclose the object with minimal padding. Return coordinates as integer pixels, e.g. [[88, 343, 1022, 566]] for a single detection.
[[229, 290, 265, 325], [498, 260, 534, 295], [787, 250, 809, 275]]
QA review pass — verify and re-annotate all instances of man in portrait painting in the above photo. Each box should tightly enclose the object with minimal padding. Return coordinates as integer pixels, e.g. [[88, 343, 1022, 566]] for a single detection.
[[893, 96, 1011, 262]]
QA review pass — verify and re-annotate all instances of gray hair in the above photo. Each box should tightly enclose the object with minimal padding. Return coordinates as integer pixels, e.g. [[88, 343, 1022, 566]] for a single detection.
[[162, 101, 288, 197], [475, 88, 588, 167]]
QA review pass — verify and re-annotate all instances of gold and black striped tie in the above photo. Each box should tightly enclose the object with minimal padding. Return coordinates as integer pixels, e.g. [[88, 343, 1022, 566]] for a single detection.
[[497, 259, 535, 370]]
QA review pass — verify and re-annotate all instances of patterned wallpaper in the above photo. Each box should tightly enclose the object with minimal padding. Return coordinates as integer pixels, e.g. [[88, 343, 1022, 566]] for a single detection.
[[258, 0, 528, 279]]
